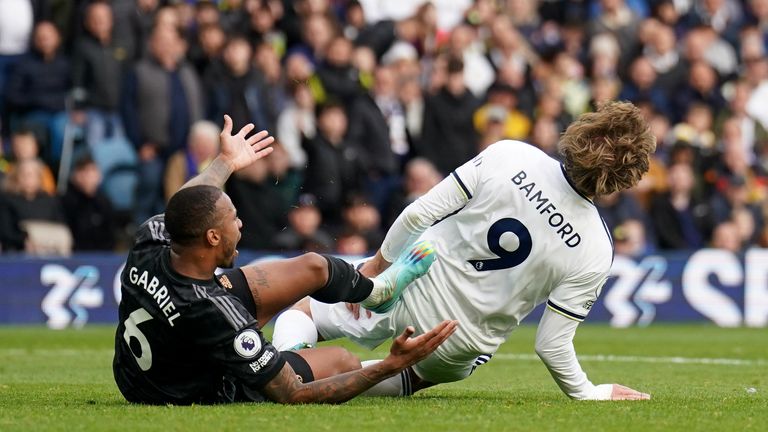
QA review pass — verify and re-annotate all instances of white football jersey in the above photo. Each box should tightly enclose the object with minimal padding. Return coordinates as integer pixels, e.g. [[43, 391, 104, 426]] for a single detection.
[[396, 140, 613, 356]]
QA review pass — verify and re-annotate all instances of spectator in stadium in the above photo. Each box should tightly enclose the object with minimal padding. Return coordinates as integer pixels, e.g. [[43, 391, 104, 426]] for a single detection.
[[277, 82, 315, 174], [188, 23, 226, 76], [72, 1, 127, 149], [613, 218, 652, 257], [710, 219, 742, 252], [3, 158, 71, 255], [163, 120, 220, 202], [225, 154, 288, 252], [0, 189, 26, 252], [418, 56, 481, 175], [649, 162, 714, 250], [683, 26, 737, 79], [272, 193, 334, 253], [7, 130, 56, 196], [335, 231, 369, 256], [121, 24, 203, 223], [642, 24, 686, 95], [61, 154, 116, 251], [674, 61, 726, 121], [339, 195, 383, 251], [446, 23, 495, 98], [302, 101, 363, 225], [316, 36, 361, 104], [206, 36, 272, 133], [113, 114, 456, 405], [347, 65, 404, 213], [0, 0, 34, 122], [683, 0, 744, 47], [479, 83, 530, 141], [618, 56, 672, 119], [385, 158, 442, 227], [5, 21, 70, 165], [588, 0, 642, 71]]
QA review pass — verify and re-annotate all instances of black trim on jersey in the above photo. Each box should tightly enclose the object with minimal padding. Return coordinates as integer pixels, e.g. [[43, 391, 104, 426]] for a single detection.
[[451, 171, 472, 199], [546, 300, 586, 321], [559, 164, 593, 204], [431, 205, 466, 226]]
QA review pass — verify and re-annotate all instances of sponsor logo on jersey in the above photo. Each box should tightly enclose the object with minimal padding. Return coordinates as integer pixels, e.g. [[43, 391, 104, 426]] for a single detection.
[[218, 275, 233, 290], [584, 300, 595, 310], [234, 329, 261, 358], [248, 350, 275, 373]]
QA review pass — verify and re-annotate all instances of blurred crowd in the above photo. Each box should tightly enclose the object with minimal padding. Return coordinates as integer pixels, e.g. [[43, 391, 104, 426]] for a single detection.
[[1, 0, 768, 257]]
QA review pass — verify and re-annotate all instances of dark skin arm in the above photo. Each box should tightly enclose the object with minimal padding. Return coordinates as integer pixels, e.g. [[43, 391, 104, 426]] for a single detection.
[[261, 320, 458, 404], [179, 115, 274, 191]]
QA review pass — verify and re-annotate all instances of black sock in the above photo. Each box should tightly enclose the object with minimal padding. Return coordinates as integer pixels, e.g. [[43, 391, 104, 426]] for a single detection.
[[310, 255, 373, 303]]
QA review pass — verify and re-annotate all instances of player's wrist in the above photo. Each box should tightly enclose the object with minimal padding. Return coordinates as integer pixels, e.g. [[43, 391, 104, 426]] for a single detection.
[[582, 384, 613, 400]]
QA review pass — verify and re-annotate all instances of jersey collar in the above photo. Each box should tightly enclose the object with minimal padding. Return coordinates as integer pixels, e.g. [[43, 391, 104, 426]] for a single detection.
[[560, 164, 594, 205]]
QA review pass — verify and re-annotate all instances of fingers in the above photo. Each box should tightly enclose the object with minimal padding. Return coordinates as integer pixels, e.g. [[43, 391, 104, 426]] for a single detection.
[[254, 146, 274, 160], [423, 320, 458, 350], [237, 122, 256, 137], [221, 115, 233, 136], [611, 384, 651, 401], [344, 303, 360, 320], [395, 326, 416, 344], [247, 131, 274, 149]]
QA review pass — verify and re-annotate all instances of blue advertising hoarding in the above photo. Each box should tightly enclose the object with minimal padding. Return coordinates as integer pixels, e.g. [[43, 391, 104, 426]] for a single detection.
[[1, 249, 767, 328]]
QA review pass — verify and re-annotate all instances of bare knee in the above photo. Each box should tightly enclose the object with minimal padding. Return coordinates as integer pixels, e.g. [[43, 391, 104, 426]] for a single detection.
[[332, 347, 362, 374], [298, 252, 328, 285], [292, 297, 313, 318]]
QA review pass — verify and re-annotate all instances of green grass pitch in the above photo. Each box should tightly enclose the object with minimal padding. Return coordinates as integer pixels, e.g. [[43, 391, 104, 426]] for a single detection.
[[0, 324, 765, 431]]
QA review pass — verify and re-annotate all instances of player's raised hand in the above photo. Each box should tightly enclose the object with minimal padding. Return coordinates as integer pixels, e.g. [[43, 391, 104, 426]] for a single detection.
[[219, 115, 275, 172], [384, 321, 458, 370], [611, 384, 651, 400]]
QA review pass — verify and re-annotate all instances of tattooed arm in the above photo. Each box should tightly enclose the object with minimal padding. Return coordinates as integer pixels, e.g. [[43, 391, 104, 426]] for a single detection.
[[180, 115, 274, 191], [261, 321, 458, 404]]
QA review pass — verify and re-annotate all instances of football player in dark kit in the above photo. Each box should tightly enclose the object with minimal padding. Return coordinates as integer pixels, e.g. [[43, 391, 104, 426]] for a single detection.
[[113, 115, 456, 405]]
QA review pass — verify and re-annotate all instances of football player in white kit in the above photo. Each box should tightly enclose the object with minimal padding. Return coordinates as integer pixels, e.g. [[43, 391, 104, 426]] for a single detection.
[[273, 101, 654, 400]]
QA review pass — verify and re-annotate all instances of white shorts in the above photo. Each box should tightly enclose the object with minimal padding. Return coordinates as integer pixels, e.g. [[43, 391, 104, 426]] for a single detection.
[[309, 298, 485, 384]]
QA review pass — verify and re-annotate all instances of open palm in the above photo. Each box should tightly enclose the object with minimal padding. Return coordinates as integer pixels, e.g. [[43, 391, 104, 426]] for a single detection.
[[219, 115, 275, 172]]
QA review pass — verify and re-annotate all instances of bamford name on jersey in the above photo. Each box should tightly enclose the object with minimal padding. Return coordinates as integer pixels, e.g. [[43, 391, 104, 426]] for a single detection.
[[128, 266, 182, 326], [511, 170, 581, 248]]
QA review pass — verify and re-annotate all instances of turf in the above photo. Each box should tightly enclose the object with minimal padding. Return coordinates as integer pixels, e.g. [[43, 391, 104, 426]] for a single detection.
[[0, 324, 765, 431]]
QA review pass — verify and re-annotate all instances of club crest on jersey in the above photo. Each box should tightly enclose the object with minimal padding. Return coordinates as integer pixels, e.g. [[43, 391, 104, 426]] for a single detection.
[[234, 329, 261, 358]]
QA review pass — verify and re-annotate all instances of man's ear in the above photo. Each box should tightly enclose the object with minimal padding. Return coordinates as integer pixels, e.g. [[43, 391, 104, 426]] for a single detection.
[[206, 228, 221, 247]]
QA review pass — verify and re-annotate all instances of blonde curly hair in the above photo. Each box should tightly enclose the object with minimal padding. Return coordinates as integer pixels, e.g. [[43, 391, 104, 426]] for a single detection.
[[558, 101, 656, 198]]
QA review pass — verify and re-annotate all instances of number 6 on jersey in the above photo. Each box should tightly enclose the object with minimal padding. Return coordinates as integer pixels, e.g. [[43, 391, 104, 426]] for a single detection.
[[123, 308, 154, 371]]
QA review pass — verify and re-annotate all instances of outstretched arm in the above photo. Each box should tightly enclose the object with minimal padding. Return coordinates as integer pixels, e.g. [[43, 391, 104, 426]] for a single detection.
[[180, 115, 274, 191], [261, 320, 457, 404], [361, 173, 469, 277], [535, 308, 650, 400]]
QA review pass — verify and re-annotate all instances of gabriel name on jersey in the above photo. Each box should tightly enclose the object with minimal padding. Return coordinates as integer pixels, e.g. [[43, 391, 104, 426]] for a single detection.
[[126, 266, 181, 326]]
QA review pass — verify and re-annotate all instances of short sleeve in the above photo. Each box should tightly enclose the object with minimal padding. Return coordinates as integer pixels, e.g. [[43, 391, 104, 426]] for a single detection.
[[547, 271, 608, 322], [185, 289, 287, 391], [133, 214, 170, 250], [209, 325, 286, 390]]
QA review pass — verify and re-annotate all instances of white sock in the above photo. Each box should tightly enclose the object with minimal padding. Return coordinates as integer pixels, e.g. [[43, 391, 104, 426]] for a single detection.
[[360, 360, 414, 397], [271, 309, 319, 351], [361, 278, 388, 308]]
